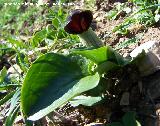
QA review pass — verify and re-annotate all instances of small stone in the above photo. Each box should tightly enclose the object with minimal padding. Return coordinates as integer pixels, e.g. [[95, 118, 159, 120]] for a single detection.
[[93, 13, 99, 19], [120, 92, 130, 106], [84, 123, 104, 126]]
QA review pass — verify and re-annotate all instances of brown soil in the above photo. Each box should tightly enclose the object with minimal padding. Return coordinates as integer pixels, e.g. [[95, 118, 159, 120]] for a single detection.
[[30, 1, 160, 126], [49, 0, 160, 126], [2, 0, 160, 126], [92, 0, 160, 56]]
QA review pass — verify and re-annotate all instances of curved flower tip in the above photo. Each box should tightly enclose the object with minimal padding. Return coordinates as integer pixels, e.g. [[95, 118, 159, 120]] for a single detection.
[[64, 10, 93, 34]]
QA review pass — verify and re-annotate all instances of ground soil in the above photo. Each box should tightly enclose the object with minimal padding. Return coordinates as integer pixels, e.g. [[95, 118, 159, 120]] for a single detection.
[[50, 0, 160, 126], [2, 0, 160, 126]]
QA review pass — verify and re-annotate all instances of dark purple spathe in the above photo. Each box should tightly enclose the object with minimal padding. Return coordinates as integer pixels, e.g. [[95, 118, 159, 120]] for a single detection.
[[64, 10, 93, 34]]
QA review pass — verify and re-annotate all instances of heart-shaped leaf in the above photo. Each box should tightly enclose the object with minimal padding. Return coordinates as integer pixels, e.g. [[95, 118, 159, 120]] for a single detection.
[[28, 73, 99, 121], [21, 53, 100, 121]]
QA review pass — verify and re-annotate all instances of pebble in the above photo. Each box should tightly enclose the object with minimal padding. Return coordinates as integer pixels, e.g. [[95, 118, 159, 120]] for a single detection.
[[84, 123, 104, 126]]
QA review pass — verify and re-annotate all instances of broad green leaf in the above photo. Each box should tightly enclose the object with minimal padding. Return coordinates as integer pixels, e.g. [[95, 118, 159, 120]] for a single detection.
[[122, 112, 141, 126], [85, 77, 110, 96], [96, 61, 120, 75], [70, 95, 102, 107], [72, 46, 126, 65], [28, 73, 99, 121], [21, 53, 100, 121]]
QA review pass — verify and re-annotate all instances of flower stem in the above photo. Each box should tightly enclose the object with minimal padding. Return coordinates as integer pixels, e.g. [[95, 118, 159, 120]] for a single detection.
[[78, 28, 104, 48]]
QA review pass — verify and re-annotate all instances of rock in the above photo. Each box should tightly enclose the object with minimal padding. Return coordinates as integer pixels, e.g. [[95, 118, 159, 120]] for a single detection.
[[130, 41, 157, 57], [7, 64, 22, 79], [14, 115, 24, 124], [130, 41, 160, 76]]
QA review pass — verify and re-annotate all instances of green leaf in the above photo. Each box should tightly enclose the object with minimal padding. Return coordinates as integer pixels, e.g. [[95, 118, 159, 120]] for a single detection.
[[72, 46, 126, 65], [47, 29, 67, 40], [5, 105, 20, 126], [0, 91, 15, 106], [7, 37, 27, 49], [106, 122, 123, 126], [28, 73, 99, 121], [96, 61, 120, 75], [122, 112, 141, 126], [0, 66, 7, 83], [70, 95, 102, 107], [16, 53, 28, 73], [7, 88, 20, 116], [5, 89, 20, 126], [21, 53, 100, 121], [115, 37, 138, 50], [0, 84, 21, 91], [52, 18, 59, 29], [106, 112, 141, 126], [105, 10, 118, 20], [31, 29, 47, 47]]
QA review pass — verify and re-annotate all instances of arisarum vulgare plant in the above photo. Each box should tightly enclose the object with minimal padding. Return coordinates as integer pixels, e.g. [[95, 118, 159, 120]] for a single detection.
[[64, 9, 104, 47], [20, 9, 130, 123]]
